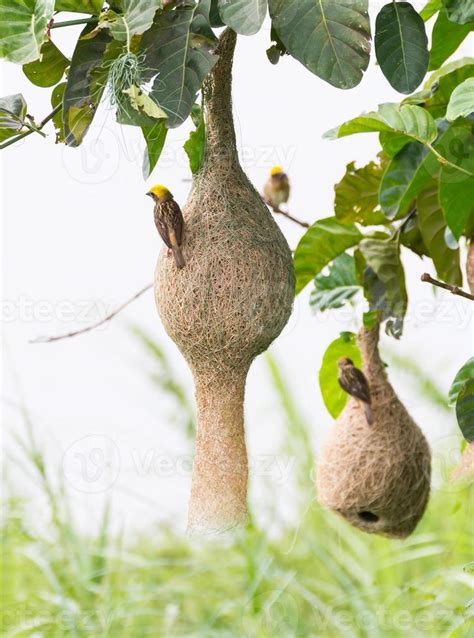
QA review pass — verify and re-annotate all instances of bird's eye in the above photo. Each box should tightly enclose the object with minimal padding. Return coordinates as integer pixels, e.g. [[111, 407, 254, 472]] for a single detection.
[[357, 511, 379, 523]]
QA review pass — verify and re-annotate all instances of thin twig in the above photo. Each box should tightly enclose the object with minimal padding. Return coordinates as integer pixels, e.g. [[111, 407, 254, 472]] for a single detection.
[[0, 104, 62, 151], [50, 17, 97, 29], [30, 283, 153, 344], [263, 198, 309, 228], [421, 273, 474, 301]]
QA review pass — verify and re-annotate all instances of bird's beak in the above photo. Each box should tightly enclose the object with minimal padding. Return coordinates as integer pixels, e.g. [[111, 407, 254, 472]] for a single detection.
[[146, 192, 152, 197]]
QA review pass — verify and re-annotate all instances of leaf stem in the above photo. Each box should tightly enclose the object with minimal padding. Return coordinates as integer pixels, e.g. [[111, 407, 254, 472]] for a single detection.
[[0, 105, 62, 151], [421, 272, 474, 301], [50, 17, 96, 29], [427, 144, 474, 178]]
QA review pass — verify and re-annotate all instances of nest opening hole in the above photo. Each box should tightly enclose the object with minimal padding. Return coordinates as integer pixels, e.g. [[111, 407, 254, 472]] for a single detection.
[[358, 511, 379, 523]]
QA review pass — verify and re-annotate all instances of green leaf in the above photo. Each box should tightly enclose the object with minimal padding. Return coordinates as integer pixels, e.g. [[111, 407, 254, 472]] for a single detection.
[[268, 0, 371, 89], [63, 24, 111, 147], [210, 0, 225, 27], [449, 358, 474, 406], [142, 120, 168, 179], [319, 332, 362, 419], [429, 9, 474, 71], [400, 214, 429, 256], [310, 253, 360, 312], [184, 104, 205, 174], [456, 379, 474, 442], [447, 77, 474, 121], [0, 93, 27, 142], [326, 103, 438, 146], [420, 0, 442, 21], [439, 125, 474, 239], [293, 218, 362, 295], [107, 0, 161, 42], [357, 238, 407, 338], [375, 2, 429, 95], [0, 0, 54, 64], [23, 40, 69, 88], [51, 82, 66, 143], [379, 131, 412, 157], [417, 178, 462, 284], [54, 0, 103, 12], [218, 0, 267, 36], [380, 141, 429, 219], [424, 62, 474, 118], [379, 121, 468, 220], [442, 0, 474, 25], [141, 2, 218, 127], [334, 161, 388, 225]]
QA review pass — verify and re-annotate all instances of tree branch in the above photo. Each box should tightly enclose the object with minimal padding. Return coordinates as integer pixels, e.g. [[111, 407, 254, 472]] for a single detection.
[[0, 105, 62, 151], [50, 17, 97, 29], [30, 283, 153, 344], [263, 199, 309, 228], [421, 273, 474, 301]]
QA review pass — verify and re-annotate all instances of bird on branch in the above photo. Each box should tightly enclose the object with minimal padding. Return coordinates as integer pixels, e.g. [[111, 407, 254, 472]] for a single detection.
[[264, 166, 290, 209]]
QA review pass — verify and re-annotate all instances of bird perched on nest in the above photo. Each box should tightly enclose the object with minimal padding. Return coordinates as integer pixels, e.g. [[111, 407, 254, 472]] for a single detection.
[[337, 357, 373, 425], [147, 185, 185, 269], [264, 166, 290, 209]]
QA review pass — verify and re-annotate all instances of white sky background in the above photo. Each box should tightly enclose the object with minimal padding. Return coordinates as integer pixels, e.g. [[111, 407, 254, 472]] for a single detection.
[[1, 4, 473, 536]]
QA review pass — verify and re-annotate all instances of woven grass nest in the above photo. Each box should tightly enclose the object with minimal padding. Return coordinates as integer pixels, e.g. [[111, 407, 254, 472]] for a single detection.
[[316, 322, 432, 538], [154, 29, 295, 535]]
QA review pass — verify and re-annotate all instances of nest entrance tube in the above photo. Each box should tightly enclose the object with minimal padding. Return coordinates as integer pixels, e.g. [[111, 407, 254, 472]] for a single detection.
[[154, 29, 295, 535], [316, 321, 432, 538]]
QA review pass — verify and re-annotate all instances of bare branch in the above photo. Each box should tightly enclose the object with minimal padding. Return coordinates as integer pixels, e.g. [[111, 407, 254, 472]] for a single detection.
[[262, 198, 310, 228], [30, 283, 153, 344], [0, 104, 62, 151], [421, 273, 474, 301]]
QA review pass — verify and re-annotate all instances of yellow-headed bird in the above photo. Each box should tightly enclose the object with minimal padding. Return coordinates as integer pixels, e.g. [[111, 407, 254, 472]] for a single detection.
[[147, 185, 185, 269], [264, 166, 290, 209]]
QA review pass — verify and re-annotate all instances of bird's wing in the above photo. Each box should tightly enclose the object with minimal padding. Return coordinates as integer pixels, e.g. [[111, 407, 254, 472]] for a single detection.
[[349, 368, 371, 404], [170, 199, 184, 245], [154, 202, 172, 249]]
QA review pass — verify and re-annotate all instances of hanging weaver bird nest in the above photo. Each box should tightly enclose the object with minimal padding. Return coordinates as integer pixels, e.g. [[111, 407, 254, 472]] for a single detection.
[[154, 29, 295, 535], [316, 321, 431, 538]]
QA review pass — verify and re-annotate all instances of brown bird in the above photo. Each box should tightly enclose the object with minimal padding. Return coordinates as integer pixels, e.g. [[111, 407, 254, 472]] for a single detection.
[[147, 184, 185, 269], [264, 166, 290, 209], [337, 357, 373, 425]]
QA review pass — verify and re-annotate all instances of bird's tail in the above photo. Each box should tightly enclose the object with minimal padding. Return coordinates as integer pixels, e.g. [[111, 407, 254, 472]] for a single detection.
[[172, 245, 186, 269], [364, 402, 374, 426]]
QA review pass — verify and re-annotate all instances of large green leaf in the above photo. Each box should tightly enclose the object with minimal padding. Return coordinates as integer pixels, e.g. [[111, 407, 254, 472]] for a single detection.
[[141, 2, 218, 128], [325, 103, 438, 146], [375, 2, 429, 95], [417, 179, 462, 285], [379, 121, 471, 219], [357, 238, 407, 338], [319, 332, 362, 419], [54, 0, 103, 12], [442, 0, 474, 25], [218, 0, 267, 36], [310, 253, 360, 313], [380, 141, 429, 220], [268, 0, 371, 89], [439, 125, 474, 239], [449, 358, 474, 406], [400, 214, 429, 256], [63, 24, 111, 147], [23, 40, 69, 87], [0, 93, 27, 142], [424, 62, 474, 118], [293, 218, 362, 295], [0, 0, 54, 64], [107, 0, 161, 42], [51, 82, 66, 143], [447, 78, 474, 121], [456, 379, 474, 442], [334, 161, 388, 226], [184, 104, 206, 174], [429, 9, 474, 70], [142, 120, 168, 179]]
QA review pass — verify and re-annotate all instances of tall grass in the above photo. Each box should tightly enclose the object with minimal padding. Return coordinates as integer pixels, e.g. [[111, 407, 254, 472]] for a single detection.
[[1, 333, 473, 637]]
